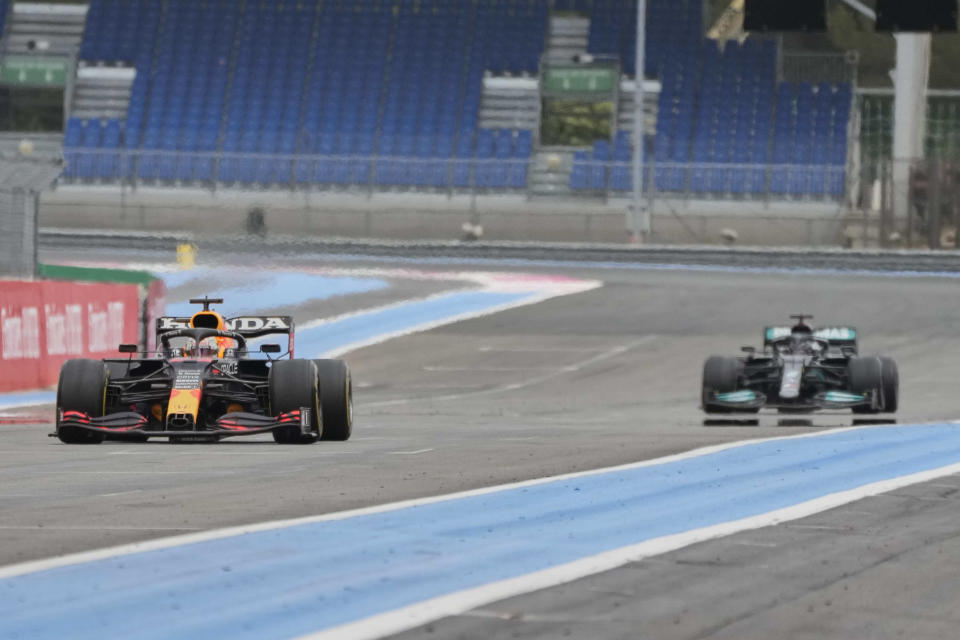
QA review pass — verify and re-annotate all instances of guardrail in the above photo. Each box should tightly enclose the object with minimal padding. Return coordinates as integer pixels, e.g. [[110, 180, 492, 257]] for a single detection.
[[38, 228, 960, 273]]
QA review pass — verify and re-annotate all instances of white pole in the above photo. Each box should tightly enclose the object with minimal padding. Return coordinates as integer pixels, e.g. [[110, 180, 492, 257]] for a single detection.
[[631, 0, 647, 241], [891, 33, 930, 222]]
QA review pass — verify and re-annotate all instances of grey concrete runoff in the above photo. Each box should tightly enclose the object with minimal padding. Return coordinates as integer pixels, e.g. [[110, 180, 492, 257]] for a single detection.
[[39, 186, 846, 245], [4, 256, 960, 639]]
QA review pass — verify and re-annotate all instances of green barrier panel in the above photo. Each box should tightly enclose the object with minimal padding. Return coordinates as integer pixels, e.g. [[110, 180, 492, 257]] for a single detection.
[[37, 263, 158, 287]]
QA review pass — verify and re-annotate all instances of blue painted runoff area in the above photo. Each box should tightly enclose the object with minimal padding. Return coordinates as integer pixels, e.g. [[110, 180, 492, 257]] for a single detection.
[[163, 270, 389, 316], [4, 423, 960, 640], [294, 289, 532, 357], [0, 390, 55, 410]]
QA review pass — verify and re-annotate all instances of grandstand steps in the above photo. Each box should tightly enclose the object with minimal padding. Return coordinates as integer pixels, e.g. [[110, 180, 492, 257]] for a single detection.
[[543, 15, 588, 63], [4, 3, 86, 56], [69, 65, 133, 120], [617, 81, 659, 135], [528, 147, 576, 196], [479, 78, 539, 131]]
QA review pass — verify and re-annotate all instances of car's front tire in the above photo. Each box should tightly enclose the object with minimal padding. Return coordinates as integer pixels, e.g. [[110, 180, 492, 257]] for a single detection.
[[56, 359, 108, 444], [313, 359, 352, 441], [702, 355, 742, 414], [879, 356, 899, 412], [269, 360, 320, 444], [849, 356, 884, 414]]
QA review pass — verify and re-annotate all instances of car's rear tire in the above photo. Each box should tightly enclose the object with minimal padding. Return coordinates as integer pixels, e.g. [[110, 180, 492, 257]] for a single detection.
[[702, 355, 742, 414], [56, 359, 107, 444], [313, 359, 352, 441], [879, 356, 899, 413], [269, 360, 320, 444], [849, 356, 883, 414]]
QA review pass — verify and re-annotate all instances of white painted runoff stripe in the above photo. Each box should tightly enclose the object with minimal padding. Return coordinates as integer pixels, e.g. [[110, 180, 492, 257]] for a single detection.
[[297, 458, 960, 640], [0, 423, 887, 580]]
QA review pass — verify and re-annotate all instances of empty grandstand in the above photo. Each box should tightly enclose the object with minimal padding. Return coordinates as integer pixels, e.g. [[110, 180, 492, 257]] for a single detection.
[[37, 0, 855, 204]]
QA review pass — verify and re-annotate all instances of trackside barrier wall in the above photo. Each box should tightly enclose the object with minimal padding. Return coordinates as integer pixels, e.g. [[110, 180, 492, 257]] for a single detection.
[[0, 280, 139, 392], [35, 263, 167, 352]]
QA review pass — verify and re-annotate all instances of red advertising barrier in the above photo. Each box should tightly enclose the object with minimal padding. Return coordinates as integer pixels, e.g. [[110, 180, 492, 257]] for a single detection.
[[0, 280, 139, 392], [145, 278, 167, 353]]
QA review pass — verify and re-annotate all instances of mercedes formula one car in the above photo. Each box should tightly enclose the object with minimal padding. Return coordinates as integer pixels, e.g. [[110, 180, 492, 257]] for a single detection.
[[53, 298, 352, 444], [701, 315, 898, 414]]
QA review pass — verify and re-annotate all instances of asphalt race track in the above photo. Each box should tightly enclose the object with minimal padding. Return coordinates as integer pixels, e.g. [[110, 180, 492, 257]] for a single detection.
[[3, 250, 960, 639]]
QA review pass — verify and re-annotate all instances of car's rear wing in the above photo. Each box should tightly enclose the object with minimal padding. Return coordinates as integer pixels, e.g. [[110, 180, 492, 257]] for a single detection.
[[156, 316, 295, 339], [763, 326, 857, 350]]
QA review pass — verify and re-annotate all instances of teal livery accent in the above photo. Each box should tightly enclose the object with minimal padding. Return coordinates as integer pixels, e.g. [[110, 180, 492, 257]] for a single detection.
[[765, 327, 789, 341], [716, 390, 757, 403], [814, 327, 856, 341], [824, 391, 865, 403]]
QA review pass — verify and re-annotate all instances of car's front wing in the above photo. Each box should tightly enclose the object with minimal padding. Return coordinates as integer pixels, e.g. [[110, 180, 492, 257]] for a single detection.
[[706, 389, 881, 412], [53, 409, 314, 440]]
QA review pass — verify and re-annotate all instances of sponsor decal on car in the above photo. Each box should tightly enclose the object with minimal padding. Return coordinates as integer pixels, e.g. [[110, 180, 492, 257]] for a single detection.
[[824, 391, 865, 403], [715, 390, 757, 403], [814, 327, 856, 341], [158, 316, 292, 332], [765, 326, 856, 341]]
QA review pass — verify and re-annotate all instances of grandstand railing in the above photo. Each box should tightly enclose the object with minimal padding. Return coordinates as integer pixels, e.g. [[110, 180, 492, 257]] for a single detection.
[[60, 149, 847, 201], [575, 160, 847, 201], [61, 148, 533, 192]]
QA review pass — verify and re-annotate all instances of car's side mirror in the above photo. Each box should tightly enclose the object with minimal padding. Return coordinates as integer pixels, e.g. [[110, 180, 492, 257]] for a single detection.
[[841, 346, 857, 358], [260, 344, 282, 354], [118, 344, 138, 353], [741, 346, 755, 355]]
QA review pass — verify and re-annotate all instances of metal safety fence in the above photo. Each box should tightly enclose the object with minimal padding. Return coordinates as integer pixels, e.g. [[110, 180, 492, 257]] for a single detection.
[[0, 150, 64, 277], [865, 158, 960, 249]]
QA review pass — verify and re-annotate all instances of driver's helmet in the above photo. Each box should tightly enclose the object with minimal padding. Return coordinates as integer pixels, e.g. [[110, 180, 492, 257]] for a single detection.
[[181, 337, 220, 358], [180, 338, 196, 358], [790, 321, 813, 336], [197, 336, 220, 358]]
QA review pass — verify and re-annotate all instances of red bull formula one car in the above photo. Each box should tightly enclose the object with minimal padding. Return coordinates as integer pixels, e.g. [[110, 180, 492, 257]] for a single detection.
[[53, 298, 352, 444]]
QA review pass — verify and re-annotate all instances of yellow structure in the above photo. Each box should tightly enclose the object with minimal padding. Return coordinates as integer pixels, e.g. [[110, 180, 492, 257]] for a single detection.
[[176, 243, 197, 269]]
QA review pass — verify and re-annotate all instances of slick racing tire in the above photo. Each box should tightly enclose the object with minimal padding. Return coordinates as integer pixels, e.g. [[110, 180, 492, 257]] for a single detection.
[[269, 359, 321, 444], [701, 355, 746, 414], [313, 359, 353, 441], [879, 356, 899, 413], [56, 359, 108, 444], [848, 356, 884, 414]]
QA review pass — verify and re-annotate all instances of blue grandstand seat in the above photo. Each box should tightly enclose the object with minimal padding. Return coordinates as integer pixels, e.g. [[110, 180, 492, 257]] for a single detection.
[[570, 151, 589, 190], [68, 0, 848, 198], [72, 0, 544, 190]]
